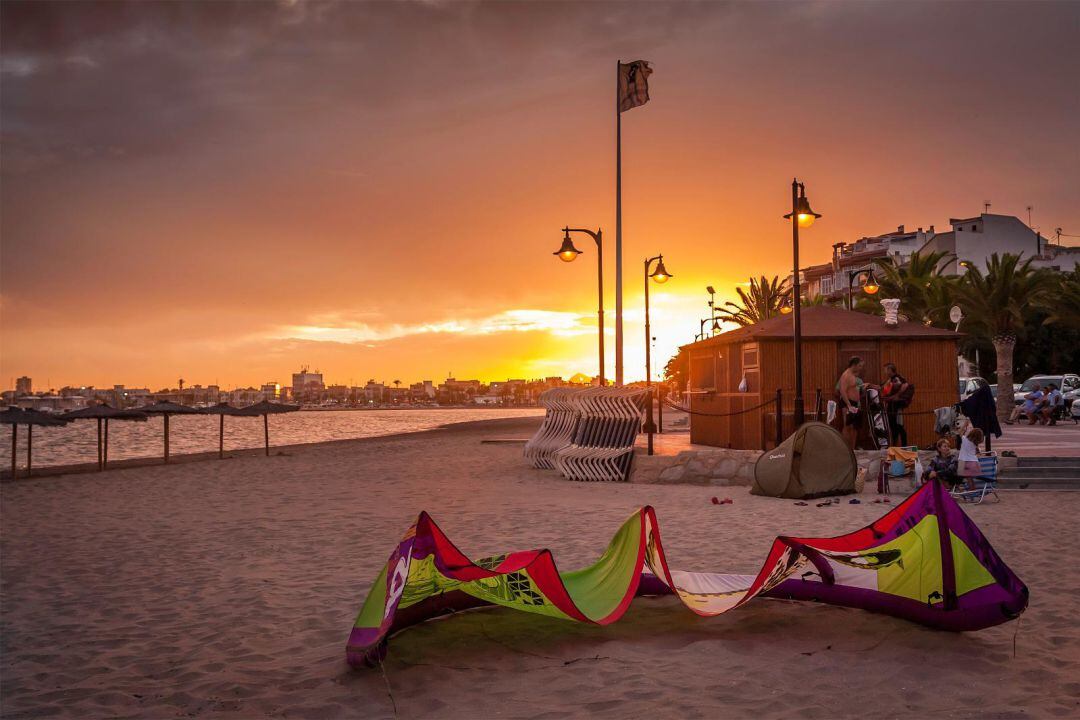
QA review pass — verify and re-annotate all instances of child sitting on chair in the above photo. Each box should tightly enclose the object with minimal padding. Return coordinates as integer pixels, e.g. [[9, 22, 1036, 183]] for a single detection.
[[926, 438, 959, 487], [957, 424, 984, 492]]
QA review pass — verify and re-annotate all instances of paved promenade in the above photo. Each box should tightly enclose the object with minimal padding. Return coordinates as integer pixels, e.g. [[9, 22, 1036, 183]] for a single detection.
[[642, 412, 1080, 457]]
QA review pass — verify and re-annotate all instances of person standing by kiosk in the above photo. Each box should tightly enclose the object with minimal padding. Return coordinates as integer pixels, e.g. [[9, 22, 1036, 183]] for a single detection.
[[837, 357, 866, 451], [881, 362, 912, 446]]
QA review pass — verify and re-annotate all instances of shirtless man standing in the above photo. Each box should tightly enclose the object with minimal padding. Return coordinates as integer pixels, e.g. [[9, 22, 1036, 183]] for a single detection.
[[838, 356, 865, 450]]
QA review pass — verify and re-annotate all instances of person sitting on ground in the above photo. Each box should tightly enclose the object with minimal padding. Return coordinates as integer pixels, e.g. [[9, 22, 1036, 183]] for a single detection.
[[1006, 386, 1044, 425], [1041, 384, 1064, 426], [925, 437, 959, 487], [957, 424, 984, 492]]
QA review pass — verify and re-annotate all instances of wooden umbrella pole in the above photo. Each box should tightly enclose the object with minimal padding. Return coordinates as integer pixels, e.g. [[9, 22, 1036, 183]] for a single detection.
[[10, 424, 16, 479], [97, 418, 103, 470], [164, 414, 170, 463], [263, 414, 269, 456], [104, 418, 110, 469], [219, 414, 225, 459], [27, 424, 32, 477]]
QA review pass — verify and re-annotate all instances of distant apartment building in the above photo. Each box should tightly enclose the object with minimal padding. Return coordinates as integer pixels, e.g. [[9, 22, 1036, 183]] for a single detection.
[[325, 384, 351, 403], [260, 382, 282, 400], [226, 387, 265, 405], [438, 377, 482, 404], [798, 214, 1076, 304], [363, 381, 385, 404], [15, 376, 32, 395], [409, 380, 436, 402], [291, 367, 325, 402], [384, 386, 409, 404], [16, 394, 86, 412], [799, 225, 934, 304], [920, 213, 1076, 274]]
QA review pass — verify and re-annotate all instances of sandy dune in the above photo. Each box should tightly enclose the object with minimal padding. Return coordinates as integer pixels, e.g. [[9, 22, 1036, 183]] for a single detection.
[[2, 417, 1077, 719]]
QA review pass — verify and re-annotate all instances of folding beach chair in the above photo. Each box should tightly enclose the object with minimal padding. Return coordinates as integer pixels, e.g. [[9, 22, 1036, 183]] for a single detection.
[[882, 445, 919, 495], [950, 452, 999, 504]]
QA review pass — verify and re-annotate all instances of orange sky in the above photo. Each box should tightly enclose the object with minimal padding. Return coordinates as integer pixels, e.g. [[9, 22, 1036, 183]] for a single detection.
[[2, 1, 1079, 390]]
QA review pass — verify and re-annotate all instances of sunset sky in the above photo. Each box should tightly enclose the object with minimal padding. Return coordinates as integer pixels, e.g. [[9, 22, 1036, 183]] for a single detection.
[[2, 1, 1078, 390]]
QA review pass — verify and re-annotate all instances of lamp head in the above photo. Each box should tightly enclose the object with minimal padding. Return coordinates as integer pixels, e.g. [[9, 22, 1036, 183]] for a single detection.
[[650, 257, 672, 283], [784, 184, 822, 228], [862, 269, 880, 295], [795, 195, 821, 228], [706, 285, 715, 295], [779, 296, 793, 315], [554, 230, 582, 262]]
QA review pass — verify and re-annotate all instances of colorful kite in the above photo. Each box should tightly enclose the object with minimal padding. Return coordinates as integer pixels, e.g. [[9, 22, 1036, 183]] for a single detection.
[[346, 481, 1027, 667]]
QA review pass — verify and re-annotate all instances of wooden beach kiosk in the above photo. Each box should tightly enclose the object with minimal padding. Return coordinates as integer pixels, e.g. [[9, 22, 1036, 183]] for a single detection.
[[684, 306, 961, 450]]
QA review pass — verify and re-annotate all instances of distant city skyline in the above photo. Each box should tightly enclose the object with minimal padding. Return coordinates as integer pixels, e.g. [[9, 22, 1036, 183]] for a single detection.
[[3, 2, 1078, 388]]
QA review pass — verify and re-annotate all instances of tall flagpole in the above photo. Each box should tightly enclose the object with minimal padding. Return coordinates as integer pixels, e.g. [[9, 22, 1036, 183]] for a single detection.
[[614, 61, 624, 386]]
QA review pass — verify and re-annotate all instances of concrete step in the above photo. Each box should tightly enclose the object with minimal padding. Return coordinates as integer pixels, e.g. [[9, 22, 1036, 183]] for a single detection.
[[999, 484, 1080, 491], [1015, 457, 1080, 468], [1000, 467, 1080, 478], [999, 477, 1080, 488]]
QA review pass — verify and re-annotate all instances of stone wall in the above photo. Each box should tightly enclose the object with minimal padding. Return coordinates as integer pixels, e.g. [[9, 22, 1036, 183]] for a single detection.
[[629, 447, 971, 487], [630, 448, 761, 486]]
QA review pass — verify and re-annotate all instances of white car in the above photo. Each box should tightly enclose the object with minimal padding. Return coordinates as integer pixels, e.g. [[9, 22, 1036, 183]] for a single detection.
[[958, 377, 989, 401]]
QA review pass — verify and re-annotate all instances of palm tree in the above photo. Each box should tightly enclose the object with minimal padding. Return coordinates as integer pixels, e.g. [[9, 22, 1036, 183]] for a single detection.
[[855, 250, 955, 324], [1042, 267, 1080, 332], [715, 275, 791, 327], [954, 253, 1057, 419]]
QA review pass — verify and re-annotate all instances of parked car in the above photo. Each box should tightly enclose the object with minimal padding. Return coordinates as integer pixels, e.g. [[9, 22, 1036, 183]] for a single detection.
[[959, 376, 989, 401]]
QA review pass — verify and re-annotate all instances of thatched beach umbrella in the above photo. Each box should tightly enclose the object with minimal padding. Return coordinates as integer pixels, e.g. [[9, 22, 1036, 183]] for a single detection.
[[201, 402, 241, 459], [0, 407, 70, 478], [138, 401, 201, 463], [61, 404, 148, 470], [234, 400, 300, 456]]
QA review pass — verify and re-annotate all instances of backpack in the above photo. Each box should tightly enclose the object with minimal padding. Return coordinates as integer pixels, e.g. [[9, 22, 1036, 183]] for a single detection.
[[894, 382, 915, 409]]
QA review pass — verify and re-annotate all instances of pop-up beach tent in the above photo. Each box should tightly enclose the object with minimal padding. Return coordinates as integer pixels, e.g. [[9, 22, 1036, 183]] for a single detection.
[[751, 422, 856, 499], [345, 480, 1027, 668]]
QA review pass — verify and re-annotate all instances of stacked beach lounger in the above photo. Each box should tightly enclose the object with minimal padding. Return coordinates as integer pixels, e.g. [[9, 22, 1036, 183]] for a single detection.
[[523, 387, 582, 470], [524, 387, 647, 482]]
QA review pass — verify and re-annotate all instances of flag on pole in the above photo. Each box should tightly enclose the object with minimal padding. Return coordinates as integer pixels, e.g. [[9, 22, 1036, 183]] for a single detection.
[[617, 60, 652, 112]]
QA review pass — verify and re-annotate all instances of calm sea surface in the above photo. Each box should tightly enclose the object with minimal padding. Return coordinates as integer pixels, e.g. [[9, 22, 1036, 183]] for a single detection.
[[1, 408, 543, 470]]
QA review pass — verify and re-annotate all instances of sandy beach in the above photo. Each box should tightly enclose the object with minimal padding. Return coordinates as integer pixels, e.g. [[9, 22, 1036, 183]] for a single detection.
[[2, 416, 1077, 719]]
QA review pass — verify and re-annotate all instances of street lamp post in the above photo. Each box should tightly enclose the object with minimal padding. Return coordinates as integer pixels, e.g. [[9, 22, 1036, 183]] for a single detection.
[[554, 227, 605, 386], [696, 316, 722, 341], [845, 267, 880, 310], [643, 254, 672, 455], [783, 179, 821, 428]]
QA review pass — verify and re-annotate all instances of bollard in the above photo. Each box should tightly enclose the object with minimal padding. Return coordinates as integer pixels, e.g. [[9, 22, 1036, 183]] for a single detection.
[[775, 389, 783, 446]]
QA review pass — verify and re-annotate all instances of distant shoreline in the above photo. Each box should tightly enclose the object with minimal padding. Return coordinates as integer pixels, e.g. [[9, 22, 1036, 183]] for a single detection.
[[0, 415, 543, 483], [297, 404, 536, 411]]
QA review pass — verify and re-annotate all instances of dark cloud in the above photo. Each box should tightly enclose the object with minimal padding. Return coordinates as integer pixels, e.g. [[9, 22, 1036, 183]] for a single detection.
[[2, 1, 1078, 386]]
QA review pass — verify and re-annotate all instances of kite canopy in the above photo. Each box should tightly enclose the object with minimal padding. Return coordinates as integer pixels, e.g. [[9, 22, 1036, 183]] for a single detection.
[[345, 480, 1027, 668], [752, 422, 856, 498]]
